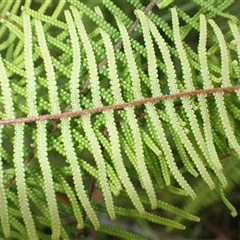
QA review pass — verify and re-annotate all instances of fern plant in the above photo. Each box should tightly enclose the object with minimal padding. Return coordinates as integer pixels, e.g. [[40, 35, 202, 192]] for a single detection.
[[0, 0, 240, 239]]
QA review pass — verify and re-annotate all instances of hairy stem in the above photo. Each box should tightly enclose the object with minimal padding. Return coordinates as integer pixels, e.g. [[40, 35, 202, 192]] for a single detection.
[[1, 85, 239, 125]]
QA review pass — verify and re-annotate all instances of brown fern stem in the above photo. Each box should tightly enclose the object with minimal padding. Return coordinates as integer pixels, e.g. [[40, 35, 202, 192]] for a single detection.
[[1, 85, 240, 125]]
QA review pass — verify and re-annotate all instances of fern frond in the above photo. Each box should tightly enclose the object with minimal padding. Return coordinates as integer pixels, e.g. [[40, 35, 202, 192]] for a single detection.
[[0, 125, 10, 237], [64, 9, 81, 112], [55, 174, 84, 229], [219, 186, 237, 217], [23, 12, 37, 117], [61, 118, 100, 229], [36, 121, 61, 240], [0, 1, 240, 239], [14, 123, 38, 240], [23, 7, 67, 30], [0, 56, 14, 118], [85, 222, 147, 240], [228, 21, 240, 100], [35, 18, 60, 114]]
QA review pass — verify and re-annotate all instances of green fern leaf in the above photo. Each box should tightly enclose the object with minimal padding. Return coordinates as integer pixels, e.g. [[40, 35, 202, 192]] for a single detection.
[[0, 1, 240, 239]]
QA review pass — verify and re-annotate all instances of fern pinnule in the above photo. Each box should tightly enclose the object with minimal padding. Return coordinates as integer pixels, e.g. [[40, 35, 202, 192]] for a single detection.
[[135, 10, 159, 96], [116, 206, 185, 230], [163, 100, 199, 197], [0, 56, 14, 118], [115, 17, 142, 99], [169, 123, 199, 177], [158, 200, 200, 222], [211, 0, 235, 12], [14, 123, 38, 240], [1, 17, 22, 59], [142, 144, 165, 187], [132, 191, 199, 222], [9, 230, 25, 240], [141, 129, 162, 158], [37, 0, 52, 14], [0, 125, 10, 237], [229, 21, 240, 100], [55, 174, 84, 229], [24, 7, 67, 30], [209, 20, 231, 87], [64, 10, 81, 112], [198, 15, 212, 89], [88, 223, 146, 240], [8, 214, 28, 238], [126, 0, 143, 11], [28, 185, 70, 240], [27, 186, 58, 236], [209, 19, 240, 157], [82, 114, 116, 219], [1, 15, 24, 66], [71, 7, 101, 108], [36, 121, 61, 240], [104, 160, 122, 195], [23, 12, 37, 117], [95, 8, 123, 104], [198, 14, 227, 185], [0, 0, 12, 16], [24, 13, 61, 232], [61, 118, 100, 229], [35, 19, 60, 114], [198, 94, 226, 174], [136, 123, 164, 189], [157, 0, 173, 9], [92, 201, 186, 231], [219, 187, 237, 217], [194, 0, 238, 22]]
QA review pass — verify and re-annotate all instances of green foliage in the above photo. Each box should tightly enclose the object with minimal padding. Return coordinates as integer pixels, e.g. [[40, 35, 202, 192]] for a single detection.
[[0, 0, 240, 239]]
